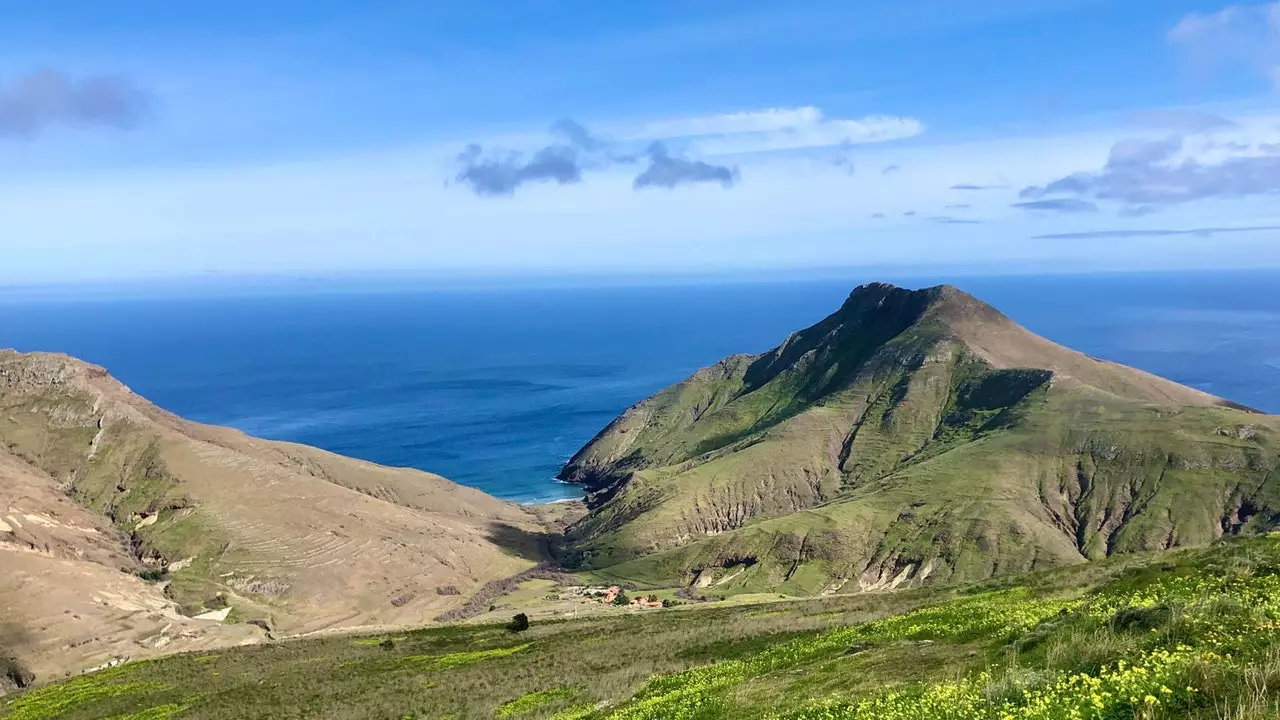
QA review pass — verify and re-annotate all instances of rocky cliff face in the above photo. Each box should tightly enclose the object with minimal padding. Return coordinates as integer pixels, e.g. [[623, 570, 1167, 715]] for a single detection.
[[559, 283, 1279, 595]]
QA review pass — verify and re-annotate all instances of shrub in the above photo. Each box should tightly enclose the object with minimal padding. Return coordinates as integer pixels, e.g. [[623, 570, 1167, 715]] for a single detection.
[[509, 613, 530, 633], [135, 568, 170, 583], [613, 592, 631, 607]]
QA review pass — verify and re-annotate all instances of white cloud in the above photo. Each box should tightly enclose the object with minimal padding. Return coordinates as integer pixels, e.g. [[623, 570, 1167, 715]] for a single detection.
[[1169, 2, 1280, 88], [639, 107, 825, 137], [627, 106, 925, 156]]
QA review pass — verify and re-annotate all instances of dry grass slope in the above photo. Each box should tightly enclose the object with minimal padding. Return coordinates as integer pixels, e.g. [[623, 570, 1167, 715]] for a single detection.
[[0, 350, 546, 680]]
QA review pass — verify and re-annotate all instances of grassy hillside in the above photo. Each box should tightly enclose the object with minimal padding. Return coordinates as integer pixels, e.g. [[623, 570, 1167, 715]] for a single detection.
[[6, 535, 1280, 719], [559, 283, 1280, 593], [0, 350, 545, 679]]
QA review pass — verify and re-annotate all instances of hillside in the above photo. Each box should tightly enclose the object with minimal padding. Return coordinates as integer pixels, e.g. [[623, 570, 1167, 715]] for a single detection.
[[7, 534, 1280, 719], [0, 350, 544, 684], [559, 283, 1280, 593]]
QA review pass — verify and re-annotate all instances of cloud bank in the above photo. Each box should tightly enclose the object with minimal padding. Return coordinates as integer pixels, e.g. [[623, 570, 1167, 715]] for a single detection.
[[1013, 198, 1100, 213], [1020, 135, 1280, 210], [1033, 224, 1280, 240]]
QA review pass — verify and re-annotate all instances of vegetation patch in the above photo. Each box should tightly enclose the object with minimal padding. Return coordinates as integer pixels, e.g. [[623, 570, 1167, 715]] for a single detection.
[[1, 673, 167, 720], [496, 686, 580, 717], [360, 642, 533, 673]]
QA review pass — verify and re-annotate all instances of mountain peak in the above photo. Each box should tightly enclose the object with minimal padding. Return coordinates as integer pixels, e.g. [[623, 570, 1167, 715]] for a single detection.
[[559, 282, 1277, 597]]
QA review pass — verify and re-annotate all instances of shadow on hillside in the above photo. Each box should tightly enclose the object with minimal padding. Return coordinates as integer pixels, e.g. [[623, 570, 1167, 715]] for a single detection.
[[485, 522, 557, 564]]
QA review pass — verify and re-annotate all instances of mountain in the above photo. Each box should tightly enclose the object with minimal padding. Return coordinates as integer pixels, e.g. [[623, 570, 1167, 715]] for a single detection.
[[0, 350, 544, 682], [559, 283, 1280, 593]]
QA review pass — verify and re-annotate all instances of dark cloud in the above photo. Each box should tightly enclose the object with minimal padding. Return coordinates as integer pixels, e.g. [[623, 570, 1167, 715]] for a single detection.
[[870, 213, 886, 219], [882, 164, 901, 175], [903, 210, 917, 217], [0, 68, 149, 138], [458, 119, 734, 196], [944, 203, 972, 210], [633, 142, 738, 189], [454, 143, 581, 196], [931, 216, 983, 224], [1033, 224, 1280, 240], [1013, 198, 1099, 213], [949, 183, 1005, 190], [1020, 135, 1280, 208]]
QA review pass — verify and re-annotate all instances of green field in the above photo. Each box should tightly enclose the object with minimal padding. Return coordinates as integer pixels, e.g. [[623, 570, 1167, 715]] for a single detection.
[[7, 535, 1280, 719]]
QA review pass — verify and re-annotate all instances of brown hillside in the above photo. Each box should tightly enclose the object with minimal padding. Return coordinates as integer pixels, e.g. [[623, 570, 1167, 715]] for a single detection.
[[0, 350, 542, 680]]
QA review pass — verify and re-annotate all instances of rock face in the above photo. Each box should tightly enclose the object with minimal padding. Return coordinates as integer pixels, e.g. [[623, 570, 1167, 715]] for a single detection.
[[0, 350, 545, 681], [560, 283, 1280, 594]]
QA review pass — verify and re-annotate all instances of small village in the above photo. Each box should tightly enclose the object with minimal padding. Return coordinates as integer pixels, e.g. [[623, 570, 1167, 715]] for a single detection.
[[556, 585, 667, 609]]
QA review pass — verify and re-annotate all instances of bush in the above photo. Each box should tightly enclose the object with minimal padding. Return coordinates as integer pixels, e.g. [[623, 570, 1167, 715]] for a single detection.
[[135, 568, 170, 583], [613, 591, 631, 606], [508, 613, 530, 633], [1109, 603, 1173, 632]]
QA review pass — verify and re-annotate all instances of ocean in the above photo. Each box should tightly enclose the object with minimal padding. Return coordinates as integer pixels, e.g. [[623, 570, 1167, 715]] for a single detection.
[[3, 271, 1280, 503]]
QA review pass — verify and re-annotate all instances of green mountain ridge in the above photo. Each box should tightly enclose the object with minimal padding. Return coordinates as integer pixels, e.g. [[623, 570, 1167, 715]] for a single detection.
[[558, 282, 1280, 594]]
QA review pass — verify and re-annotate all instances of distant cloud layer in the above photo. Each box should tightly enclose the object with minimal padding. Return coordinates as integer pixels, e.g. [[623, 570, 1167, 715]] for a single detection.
[[950, 183, 1005, 190], [1019, 135, 1280, 211], [1033, 224, 1280, 240], [637, 106, 924, 156], [1013, 198, 1099, 213], [454, 105, 921, 196], [0, 69, 149, 138], [633, 142, 738, 189], [1169, 2, 1280, 87]]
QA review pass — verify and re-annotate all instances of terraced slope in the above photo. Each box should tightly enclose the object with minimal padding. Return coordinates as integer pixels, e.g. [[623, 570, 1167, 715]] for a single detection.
[[0, 350, 543, 680], [559, 283, 1280, 593]]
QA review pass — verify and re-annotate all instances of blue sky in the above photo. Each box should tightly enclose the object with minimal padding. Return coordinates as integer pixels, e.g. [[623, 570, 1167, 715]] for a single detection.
[[2, 0, 1280, 283]]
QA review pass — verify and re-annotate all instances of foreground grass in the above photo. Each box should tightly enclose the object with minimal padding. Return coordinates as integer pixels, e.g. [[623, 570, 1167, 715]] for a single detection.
[[6, 537, 1280, 719]]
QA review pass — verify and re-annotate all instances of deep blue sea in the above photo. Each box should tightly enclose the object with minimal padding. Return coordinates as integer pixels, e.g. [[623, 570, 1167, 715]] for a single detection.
[[3, 271, 1280, 503]]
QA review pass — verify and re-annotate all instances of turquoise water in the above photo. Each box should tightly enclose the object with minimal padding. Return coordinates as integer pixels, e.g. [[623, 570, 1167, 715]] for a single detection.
[[3, 271, 1279, 502]]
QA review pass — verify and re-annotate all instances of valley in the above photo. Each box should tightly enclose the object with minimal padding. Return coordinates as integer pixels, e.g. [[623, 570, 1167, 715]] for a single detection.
[[3, 282, 1280, 719]]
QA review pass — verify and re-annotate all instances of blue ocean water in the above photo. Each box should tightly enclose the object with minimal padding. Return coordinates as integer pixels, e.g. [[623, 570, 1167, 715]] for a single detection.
[[3, 271, 1279, 502]]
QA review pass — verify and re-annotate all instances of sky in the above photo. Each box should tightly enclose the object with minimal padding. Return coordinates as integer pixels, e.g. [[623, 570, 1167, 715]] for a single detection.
[[2, 1, 1280, 284]]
